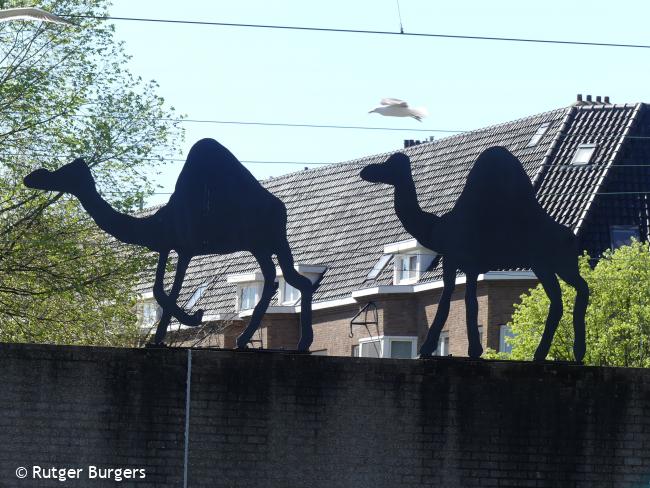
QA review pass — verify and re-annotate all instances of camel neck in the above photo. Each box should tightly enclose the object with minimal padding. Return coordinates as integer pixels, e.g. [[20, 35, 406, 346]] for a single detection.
[[75, 185, 162, 251], [392, 172, 439, 243]]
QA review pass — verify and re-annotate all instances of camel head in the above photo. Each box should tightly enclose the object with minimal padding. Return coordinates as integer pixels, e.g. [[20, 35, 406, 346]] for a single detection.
[[360, 152, 411, 186], [24, 158, 94, 195]]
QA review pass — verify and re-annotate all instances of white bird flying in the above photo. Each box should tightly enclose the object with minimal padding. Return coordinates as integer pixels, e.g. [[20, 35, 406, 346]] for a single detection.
[[368, 98, 428, 122], [0, 7, 73, 25]]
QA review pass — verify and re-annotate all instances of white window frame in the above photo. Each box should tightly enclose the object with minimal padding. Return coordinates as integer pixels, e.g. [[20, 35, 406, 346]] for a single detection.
[[357, 335, 418, 359], [237, 283, 263, 311], [358, 338, 382, 358], [280, 280, 301, 305], [366, 254, 393, 280], [186, 283, 208, 309], [435, 331, 450, 356], [395, 254, 419, 284], [276, 264, 326, 305], [386, 337, 418, 359], [138, 297, 161, 330], [384, 239, 437, 285], [499, 325, 515, 354], [526, 122, 551, 148], [571, 143, 598, 165]]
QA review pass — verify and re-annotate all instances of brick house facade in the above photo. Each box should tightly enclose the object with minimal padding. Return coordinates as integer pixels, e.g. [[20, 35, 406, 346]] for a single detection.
[[140, 96, 650, 358]]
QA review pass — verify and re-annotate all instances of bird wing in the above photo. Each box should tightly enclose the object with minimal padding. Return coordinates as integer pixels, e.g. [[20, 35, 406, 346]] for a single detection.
[[410, 106, 428, 118], [0, 7, 73, 25], [380, 98, 408, 107]]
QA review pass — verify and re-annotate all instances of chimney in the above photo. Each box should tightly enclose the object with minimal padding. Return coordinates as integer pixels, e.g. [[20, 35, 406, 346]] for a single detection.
[[586, 95, 592, 102], [596, 96, 602, 103], [604, 96, 610, 104], [577, 94, 583, 102], [404, 139, 422, 148]]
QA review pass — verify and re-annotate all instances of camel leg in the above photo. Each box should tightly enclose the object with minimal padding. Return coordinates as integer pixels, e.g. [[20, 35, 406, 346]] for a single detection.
[[465, 272, 483, 358], [276, 239, 314, 351], [557, 262, 589, 363], [236, 253, 277, 349], [152, 254, 193, 344], [152, 253, 202, 327], [532, 268, 563, 362], [420, 260, 456, 357]]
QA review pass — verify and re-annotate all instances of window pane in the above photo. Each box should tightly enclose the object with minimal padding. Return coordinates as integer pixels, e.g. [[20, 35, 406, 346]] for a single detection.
[[142, 301, 161, 327], [187, 284, 207, 309], [499, 325, 514, 354], [283, 281, 300, 303], [398, 255, 418, 282], [367, 254, 392, 280], [390, 340, 413, 359], [241, 286, 257, 310], [360, 340, 381, 358], [610, 225, 639, 249], [527, 122, 550, 147], [571, 144, 597, 165], [435, 333, 449, 356], [409, 255, 417, 277]]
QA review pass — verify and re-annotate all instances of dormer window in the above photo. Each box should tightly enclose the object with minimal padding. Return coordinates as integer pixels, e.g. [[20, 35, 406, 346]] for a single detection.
[[571, 143, 598, 165], [139, 298, 161, 329], [383, 239, 437, 285], [281, 281, 301, 304], [397, 255, 418, 283], [240, 285, 260, 310], [276, 264, 326, 305], [227, 271, 265, 312]]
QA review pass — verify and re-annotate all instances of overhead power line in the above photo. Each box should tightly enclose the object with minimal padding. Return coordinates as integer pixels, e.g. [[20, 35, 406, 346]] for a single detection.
[[72, 114, 457, 133], [7, 110, 650, 140], [66, 14, 650, 50], [4, 148, 650, 169]]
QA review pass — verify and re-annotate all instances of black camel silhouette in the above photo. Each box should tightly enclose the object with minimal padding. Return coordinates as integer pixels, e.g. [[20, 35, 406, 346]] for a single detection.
[[23, 138, 315, 350], [360, 146, 589, 362]]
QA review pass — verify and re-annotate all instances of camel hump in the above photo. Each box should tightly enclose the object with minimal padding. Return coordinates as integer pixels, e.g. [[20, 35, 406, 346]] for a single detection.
[[173, 138, 264, 195], [469, 146, 533, 192], [458, 146, 535, 206]]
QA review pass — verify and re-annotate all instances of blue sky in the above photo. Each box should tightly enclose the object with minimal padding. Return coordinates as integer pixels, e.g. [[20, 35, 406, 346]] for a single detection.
[[108, 0, 650, 205]]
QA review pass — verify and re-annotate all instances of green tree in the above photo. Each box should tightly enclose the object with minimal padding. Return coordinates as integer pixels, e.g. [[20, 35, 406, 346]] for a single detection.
[[492, 241, 650, 366], [0, 0, 182, 345]]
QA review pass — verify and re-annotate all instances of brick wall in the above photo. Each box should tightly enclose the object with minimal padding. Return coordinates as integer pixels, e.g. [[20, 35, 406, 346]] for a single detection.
[[170, 279, 539, 358], [2, 343, 650, 487], [486, 280, 539, 350]]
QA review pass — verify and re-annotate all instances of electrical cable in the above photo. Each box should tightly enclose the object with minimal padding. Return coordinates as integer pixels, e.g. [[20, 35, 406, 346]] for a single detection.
[[64, 14, 650, 51]]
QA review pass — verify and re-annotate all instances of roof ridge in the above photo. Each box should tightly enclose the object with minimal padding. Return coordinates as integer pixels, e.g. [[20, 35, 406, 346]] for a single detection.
[[260, 105, 574, 186]]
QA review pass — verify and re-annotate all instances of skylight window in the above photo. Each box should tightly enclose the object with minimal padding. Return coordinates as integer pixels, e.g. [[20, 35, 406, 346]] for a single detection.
[[186, 283, 208, 309], [526, 122, 551, 147], [366, 254, 392, 280], [571, 143, 598, 165]]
